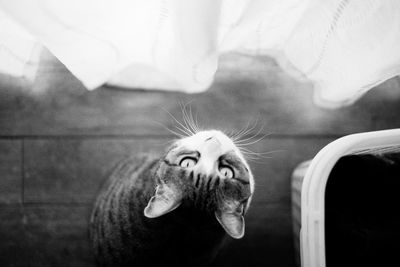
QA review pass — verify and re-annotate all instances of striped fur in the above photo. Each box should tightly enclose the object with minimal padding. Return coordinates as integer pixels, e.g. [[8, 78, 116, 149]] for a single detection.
[[90, 132, 253, 266]]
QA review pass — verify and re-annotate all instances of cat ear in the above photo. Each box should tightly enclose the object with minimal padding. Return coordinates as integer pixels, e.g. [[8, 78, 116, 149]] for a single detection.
[[144, 184, 182, 218], [215, 209, 245, 239]]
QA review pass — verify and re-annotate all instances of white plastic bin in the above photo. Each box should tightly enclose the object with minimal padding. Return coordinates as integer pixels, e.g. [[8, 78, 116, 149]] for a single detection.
[[291, 129, 400, 267]]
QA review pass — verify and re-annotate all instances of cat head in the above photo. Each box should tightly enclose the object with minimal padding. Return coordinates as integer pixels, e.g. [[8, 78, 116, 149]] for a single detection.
[[144, 130, 254, 239]]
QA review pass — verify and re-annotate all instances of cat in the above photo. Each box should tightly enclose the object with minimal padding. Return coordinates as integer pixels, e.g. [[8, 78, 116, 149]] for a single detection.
[[90, 130, 255, 267]]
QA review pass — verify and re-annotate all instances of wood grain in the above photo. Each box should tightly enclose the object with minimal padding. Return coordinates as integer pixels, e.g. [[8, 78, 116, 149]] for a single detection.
[[0, 140, 21, 203], [0, 205, 94, 267], [0, 52, 399, 137], [0, 203, 291, 267], [23, 138, 168, 203], [23, 137, 333, 204], [214, 203, 294, 267], [1, 50, 400, 267], [20, 135, 332, 267]]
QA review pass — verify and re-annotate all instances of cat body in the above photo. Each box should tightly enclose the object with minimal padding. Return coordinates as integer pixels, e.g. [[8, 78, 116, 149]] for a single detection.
[[90, 130, 254, 266]]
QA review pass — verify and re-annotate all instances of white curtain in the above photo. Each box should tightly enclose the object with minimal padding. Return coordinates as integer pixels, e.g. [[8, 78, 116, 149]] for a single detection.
[[0, 0, 399, 108]]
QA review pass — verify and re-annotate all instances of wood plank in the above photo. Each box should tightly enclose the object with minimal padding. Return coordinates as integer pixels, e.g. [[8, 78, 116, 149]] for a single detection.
[[0, 203, 293, 267], [0, 205, 94, 267], [0, 52, 399, 137], [23, 137, 332, 204], [213, 203, 295, 267], [0, 140, 21, 203], [23, 138, 168, 203]]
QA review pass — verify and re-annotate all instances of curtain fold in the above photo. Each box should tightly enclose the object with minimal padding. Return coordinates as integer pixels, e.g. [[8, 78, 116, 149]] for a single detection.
[[0, 0, 399, 108]]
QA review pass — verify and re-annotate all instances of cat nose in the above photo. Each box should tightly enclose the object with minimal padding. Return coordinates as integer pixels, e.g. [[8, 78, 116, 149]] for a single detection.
[[199, 159, 216, 176], [199, 137, 221, 176], [204, 136, 221, 153]]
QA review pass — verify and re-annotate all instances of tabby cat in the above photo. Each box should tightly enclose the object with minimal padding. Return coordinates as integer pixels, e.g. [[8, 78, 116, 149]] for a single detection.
[[90, 130, 255, 266]]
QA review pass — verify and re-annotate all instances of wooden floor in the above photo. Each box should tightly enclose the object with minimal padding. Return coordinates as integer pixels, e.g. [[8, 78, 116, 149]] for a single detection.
[[1, 50, 400, 267]]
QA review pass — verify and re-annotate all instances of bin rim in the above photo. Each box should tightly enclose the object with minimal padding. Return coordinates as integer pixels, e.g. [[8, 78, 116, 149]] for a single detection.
[[300, 128, 400, 267]]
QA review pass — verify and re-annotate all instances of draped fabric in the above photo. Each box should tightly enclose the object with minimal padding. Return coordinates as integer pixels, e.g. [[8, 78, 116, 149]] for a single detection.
[[0, 0, 399, 108]]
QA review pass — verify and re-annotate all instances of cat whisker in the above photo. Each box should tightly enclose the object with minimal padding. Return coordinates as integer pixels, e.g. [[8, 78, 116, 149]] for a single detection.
[[161, 107, 194, 137], [187, 103, 200, 134], [235, 133, 271, 147], [173, 126, 192, 137], [193, 109, 201, 133], [152, 120, 187, 138], [171, 123, 193, 137], [187, 105, 199, 134], [186, 103, 198, 132], [229, 119, 251, 140], [191, 106, 202, 133], [241, 153, 272, 161], [231, 118, 258, 142], [238, 147, 285, 160], [173, 120, 197, 136], [233, 117, 265, 142], [248, 149, 285, 156], [229, 116, 280, 161], [241, 156, 265, 163], [238, 149, 266, 158], [230, 124, 249, 141], [179, 101, 198, 136], [234, 125, 266, 145], [231, 115, 263, 143], [180, 104, 192, 135]]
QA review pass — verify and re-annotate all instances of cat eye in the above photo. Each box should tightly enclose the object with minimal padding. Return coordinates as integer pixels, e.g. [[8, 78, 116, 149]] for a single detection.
[[219, 166, 234, 179], [179, 157, 197, 168]]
